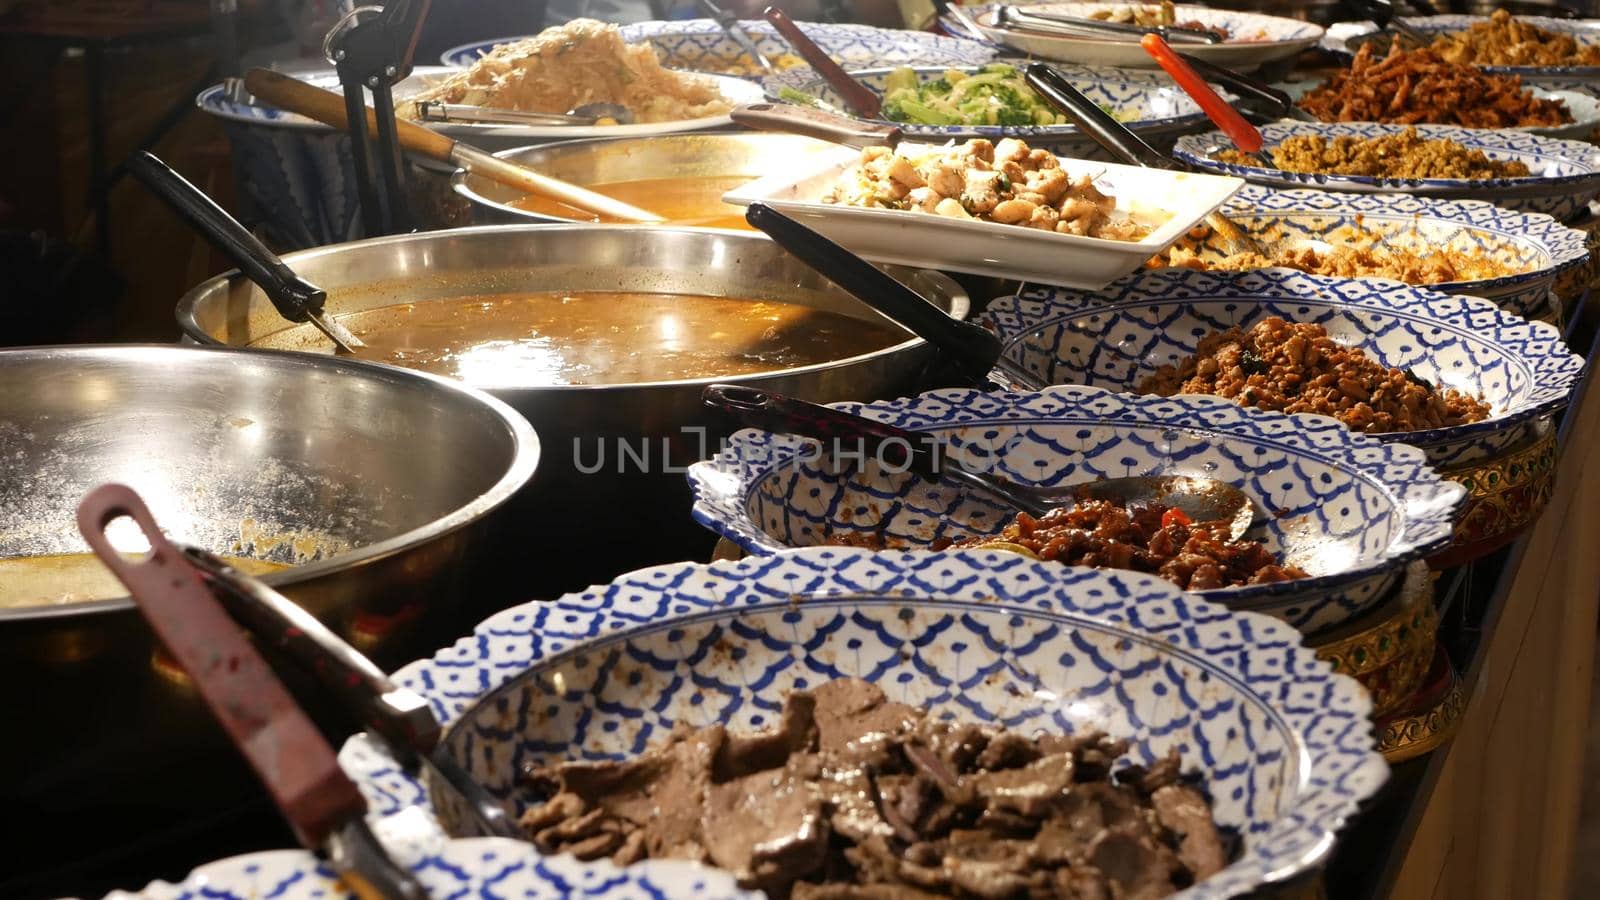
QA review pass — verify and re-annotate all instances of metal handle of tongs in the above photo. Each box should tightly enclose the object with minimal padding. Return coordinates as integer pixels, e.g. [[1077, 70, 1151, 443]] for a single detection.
[[182, 546, 520, 839], [324, 0, 434, 236]]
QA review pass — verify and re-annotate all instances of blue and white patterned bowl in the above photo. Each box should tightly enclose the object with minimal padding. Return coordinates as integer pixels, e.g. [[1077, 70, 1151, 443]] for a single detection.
[[1172, 122, 1600, 222], [443, 18, 996, 73], [107, 840, 752, 899], [1172, 183, 1591, 320], [762, 64, 1211, 153], [1325, 15, 1600, 85], [979, 268, 1587, 468], [338, 548, 1388, 898], [687, 385, 1464, 633]]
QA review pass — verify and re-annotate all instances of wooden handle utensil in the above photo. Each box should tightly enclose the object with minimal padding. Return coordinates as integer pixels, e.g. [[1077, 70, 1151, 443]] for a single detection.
[[243, 68, 665, 224]]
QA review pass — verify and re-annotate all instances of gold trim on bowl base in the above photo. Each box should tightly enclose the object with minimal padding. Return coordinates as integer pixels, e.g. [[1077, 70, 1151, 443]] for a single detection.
[[1311, 562, 1437, 719], [1429, 426, 1559, 569], [1377, 645, 1465, 764]]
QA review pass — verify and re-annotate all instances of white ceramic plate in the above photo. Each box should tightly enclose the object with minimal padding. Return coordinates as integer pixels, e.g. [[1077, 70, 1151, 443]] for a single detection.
[[206, 66, 765, 143], [964, 2, 1324, 72], [722, 145, 1243, 288]]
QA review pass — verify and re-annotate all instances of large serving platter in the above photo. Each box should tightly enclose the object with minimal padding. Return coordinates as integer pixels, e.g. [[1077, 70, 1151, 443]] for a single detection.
[[1171, 184, 1591, 320], [979, 269, 1587, 468], [443, 18, 996, 72], [1325, 14, 1600, 84], [958, 2, 1324, 71], [723, 145, 1244, 288], [688, 385, 1462, 633], [339, 547, 1387, 898], [198, 66, 764, 143], [1172, 122, 1600, 221], [762, 63, 1212, 152]]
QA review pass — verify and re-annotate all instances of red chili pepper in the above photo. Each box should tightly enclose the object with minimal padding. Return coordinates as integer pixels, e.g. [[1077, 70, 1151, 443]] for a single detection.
[[1161, 507, 1192, 529]]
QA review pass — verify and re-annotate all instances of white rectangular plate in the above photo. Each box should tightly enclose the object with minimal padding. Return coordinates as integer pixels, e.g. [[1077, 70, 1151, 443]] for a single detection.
[[723, 145, 1244, 289]]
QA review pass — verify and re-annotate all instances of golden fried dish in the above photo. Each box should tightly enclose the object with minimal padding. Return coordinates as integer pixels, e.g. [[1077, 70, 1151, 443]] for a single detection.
[[1157, 221, 1515, 284], [1216, 127, 1531, 180], [1429, 9, 1600, 68], [405, 19, 733, 124], [826, 138, 1151, 240], [1299, 42, 1571, 128]]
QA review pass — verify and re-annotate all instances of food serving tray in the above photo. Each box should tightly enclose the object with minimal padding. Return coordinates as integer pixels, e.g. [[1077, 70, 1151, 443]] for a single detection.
[[722, 145, 1244, 288], [1325, 15, 1600, 85], [957, 2, 1324, 72]]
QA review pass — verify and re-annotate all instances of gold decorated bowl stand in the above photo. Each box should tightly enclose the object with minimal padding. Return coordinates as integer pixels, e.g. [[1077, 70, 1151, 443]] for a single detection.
[[1428, 425, 1559, 569], [1310, 561, 1436, 721]]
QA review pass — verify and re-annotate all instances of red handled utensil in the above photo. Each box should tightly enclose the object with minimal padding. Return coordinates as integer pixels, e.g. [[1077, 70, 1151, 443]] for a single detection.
[[1140, 33, 1265, 157], [763, 6, 882, 119], [76, 484, 427, 900]]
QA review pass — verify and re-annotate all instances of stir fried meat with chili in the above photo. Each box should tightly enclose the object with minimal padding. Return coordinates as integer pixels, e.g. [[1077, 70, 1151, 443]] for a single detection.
[[831, 500, 1304, 591], [1138, 317, 1492, 433], [1299, 42, 1571, 128], [826, 138, 1152, 240], [1215, 127, 1531, 180], [517, 677, 1231, 898], [1429, 9, 1600, 68]]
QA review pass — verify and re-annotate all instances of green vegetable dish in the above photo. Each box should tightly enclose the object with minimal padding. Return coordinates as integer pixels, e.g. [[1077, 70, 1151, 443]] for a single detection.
[[878, 64, 1134, 127]]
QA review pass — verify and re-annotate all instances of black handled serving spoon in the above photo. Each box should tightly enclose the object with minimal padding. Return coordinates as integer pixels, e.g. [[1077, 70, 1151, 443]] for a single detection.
[[705, 383, 1261, 539], [128, 151, 364, 353]]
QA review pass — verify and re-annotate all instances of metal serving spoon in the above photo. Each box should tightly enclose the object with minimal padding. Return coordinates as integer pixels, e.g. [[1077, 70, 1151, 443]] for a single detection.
[[705, 384, 1261, 540], [416, 100, 635, 125], [128, 152, 366, 354], [701, 0, 778, 74]]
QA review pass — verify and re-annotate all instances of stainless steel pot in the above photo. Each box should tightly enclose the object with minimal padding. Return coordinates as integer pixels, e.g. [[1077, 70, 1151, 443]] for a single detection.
[[175, 225, 970, 594], [0, 345, 538, 865], [452, 133, 839, 226]]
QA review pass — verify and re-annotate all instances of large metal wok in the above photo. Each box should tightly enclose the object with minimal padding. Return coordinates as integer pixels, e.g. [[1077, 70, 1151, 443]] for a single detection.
[[175, 225, 970, 593], [0, 346, 538, 870]]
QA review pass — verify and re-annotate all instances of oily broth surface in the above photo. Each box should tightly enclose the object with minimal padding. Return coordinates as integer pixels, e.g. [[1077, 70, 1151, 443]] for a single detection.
[[0, 553, 289, 609], [508, 175, 754, 230], [248, 291, 909, 385]]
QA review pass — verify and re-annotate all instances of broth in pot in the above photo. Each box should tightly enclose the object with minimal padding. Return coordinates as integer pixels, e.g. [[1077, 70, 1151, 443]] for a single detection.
[[248, 291, 911, 385], [0, 553, 289, 609]]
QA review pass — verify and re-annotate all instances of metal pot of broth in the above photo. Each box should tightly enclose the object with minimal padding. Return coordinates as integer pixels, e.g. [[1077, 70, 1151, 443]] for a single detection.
[[452, 132, 840, 229], [176, 225, 969, 594], [0, 345, 538, 871]]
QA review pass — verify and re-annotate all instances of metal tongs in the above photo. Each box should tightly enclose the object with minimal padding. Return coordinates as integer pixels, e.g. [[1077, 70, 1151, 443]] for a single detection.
[[77, 486, 518, 878], [700, 0, 778, 74], [77, 484, 427, 899], [995, 6, 1225, 45], [415, 100, 635, 126], [323, 0, 433, 236], [1348, 0, 1432, 47]]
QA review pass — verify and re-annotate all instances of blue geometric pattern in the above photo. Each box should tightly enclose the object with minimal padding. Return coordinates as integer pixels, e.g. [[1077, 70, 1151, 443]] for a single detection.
[[979, 269, 1588, 467], [442, 19, 996, 72], [1205, 184, 1591, 320], [108, 840, 753, 899], [338, 548, 1387, 900], [1328, 15, 1600, 82], [686, 385, 1464, 633], [761, 64, 1211, 151], [1172, 122, 1600, 221]]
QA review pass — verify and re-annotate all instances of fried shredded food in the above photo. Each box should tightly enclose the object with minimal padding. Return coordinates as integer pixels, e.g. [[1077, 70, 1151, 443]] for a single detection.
[[1429, 9, 1600, 68], [403, 19, 733, 123], [1138, 317, 1492, 433], [1156, 220, 1517, 284], [1299, 41, 1571, 127], [1216, 126, 1531, 180], [825, 138, 1153, 240], [831, 499, 1305, 590]]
